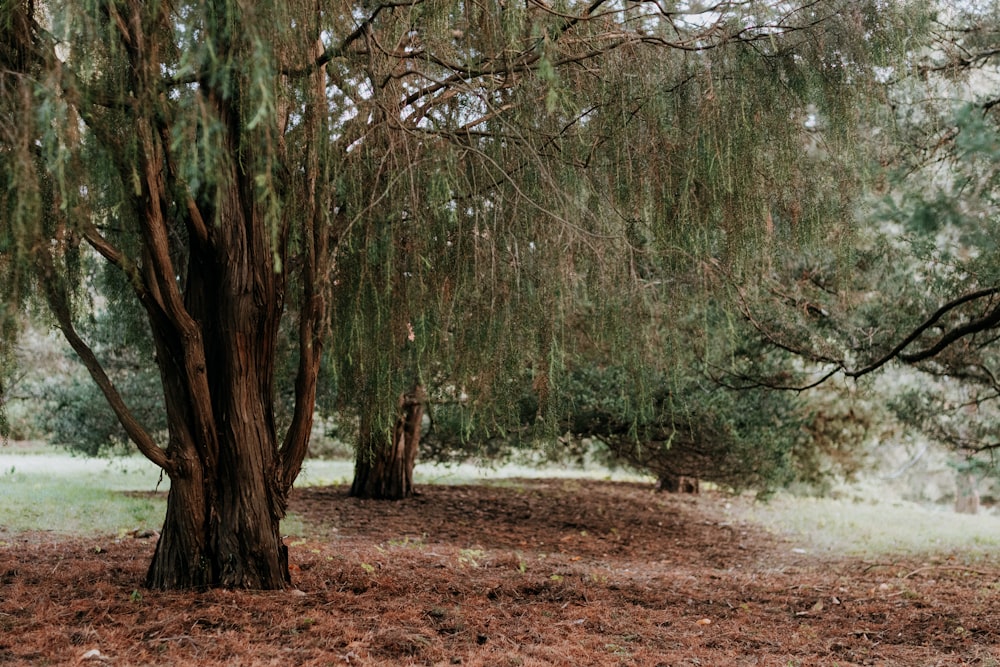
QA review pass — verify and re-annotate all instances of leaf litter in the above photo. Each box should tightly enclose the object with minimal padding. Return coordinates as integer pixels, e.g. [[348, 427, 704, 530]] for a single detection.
[[1, 478, 998, 665]]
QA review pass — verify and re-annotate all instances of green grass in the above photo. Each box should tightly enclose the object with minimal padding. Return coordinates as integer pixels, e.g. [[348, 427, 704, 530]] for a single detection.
[[0, 451, 307, 536], [0, 449, 640, 537], [10, 446, 1000, 561], [734, 492, 1000, 560], [0, 466, 166, 534], [0, 448, 169, 534]]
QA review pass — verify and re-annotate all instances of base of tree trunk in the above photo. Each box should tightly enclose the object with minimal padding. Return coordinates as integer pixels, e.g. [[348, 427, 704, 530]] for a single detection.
[[350, 387, 425, 500], [145, 473, 291, 590], [656, 474, 700, 494]]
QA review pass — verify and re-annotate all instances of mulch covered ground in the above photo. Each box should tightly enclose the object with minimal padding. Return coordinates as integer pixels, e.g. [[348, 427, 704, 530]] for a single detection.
[[1, 478, 999, 665]]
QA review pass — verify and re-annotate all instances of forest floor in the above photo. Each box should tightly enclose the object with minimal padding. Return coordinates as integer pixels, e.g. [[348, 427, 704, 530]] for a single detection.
[[2, 478, 1000, 666]]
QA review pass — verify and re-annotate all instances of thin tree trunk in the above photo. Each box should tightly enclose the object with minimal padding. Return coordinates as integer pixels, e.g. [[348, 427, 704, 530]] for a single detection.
[[955, 471, 980, 515], [351, 385, 425, 500]]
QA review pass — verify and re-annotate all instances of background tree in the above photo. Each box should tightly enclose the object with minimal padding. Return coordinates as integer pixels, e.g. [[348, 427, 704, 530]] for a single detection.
[[0, 0, 918, 588], [327, 0, 923, 498], [722, 2, 1000, 504]]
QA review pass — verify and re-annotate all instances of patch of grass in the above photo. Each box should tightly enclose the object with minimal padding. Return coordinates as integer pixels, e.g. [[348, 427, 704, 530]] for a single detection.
[[294, 459, 354, 487], [736, 492, 1000, 559], [458, 548, 485, 567], [0, 469, 165, 534], [0, 449, 170, 535], [280, 513, 308, 537], [0, 453, 328, 538]]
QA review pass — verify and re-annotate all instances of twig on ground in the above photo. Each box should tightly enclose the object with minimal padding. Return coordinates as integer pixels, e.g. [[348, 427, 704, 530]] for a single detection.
[[901, 565, 998, 580]]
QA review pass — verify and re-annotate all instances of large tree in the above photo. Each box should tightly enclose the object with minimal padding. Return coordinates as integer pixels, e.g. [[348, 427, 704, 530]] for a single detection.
[[1, 0, 915, 589], [708, 3, 1000, 504], [326, 0, 922, 499]]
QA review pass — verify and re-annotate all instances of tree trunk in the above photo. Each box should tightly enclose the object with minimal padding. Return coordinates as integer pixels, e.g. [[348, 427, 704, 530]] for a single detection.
[[144, 370, 290, 590], [142, 174, 300, 589], [350, 386, 425, 500], [656, 473, 700, 494], [146, 435, 290, 589], [955, 471, 980, 515], [14, 0, 328, 591], [146, 457, 289, 589]]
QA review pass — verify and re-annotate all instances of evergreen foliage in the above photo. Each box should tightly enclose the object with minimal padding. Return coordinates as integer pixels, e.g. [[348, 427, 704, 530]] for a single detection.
[[0, 0, 913, 436], [0, 0, 923, 585], [726, 2, 1000, 481]]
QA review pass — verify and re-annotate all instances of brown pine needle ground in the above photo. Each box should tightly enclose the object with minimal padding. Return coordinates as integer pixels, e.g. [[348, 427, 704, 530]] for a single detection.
[[2, 479, 999, 665]]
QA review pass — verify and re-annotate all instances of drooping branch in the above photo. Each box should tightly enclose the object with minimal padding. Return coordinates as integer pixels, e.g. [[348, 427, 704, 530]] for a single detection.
[[36, 246, 171, 473], [848, 286, 1000, 377], [922, 47, 1000, 74], [318, 0, 427, 68], [734, 275, 1000, 392]]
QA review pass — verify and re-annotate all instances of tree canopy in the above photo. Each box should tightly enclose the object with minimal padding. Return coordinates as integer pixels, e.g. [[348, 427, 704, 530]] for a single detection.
[[717, 2, 1000, 479], [0, 0, 921, 588]]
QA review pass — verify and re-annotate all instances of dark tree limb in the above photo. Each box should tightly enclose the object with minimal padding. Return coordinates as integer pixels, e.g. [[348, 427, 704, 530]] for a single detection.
[[37, 246, 171, 473], [847, 286, 1000, 377]]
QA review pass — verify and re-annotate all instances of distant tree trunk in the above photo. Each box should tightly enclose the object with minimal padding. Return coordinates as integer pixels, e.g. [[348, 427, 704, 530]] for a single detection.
[[954, 472, 980, 515], [657, 473, 700, 494], [351, 385, 425, 500]]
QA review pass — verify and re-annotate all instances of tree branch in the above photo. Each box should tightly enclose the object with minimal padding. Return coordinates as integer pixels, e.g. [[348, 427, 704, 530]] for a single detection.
[[37, 247, 171, 473], [280, 38, 330, 494], [848, 286, 1000, 377]]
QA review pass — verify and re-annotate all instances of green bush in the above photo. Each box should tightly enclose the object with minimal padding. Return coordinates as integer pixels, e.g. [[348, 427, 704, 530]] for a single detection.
[[41, 369, 166, 456]]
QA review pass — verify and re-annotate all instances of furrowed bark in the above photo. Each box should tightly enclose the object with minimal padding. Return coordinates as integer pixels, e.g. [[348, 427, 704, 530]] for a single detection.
[[115, 0, 293, 589]]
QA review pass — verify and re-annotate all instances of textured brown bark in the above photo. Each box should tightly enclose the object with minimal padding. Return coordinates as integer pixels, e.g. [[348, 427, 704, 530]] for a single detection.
[[127, 4, 323, 589], [145, 438, 290, 590], [142, 188, 291, 589], [350, 386, 425, 500], [15, 0, 323, 592]]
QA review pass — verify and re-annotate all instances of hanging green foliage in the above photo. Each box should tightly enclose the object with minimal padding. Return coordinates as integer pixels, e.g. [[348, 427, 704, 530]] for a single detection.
[[0, 0, 930, 585]]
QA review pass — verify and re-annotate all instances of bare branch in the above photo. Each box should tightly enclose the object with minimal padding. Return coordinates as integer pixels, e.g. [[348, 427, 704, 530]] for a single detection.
[[848, 286, 1000, 376], [36, 247, 171, 473]]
